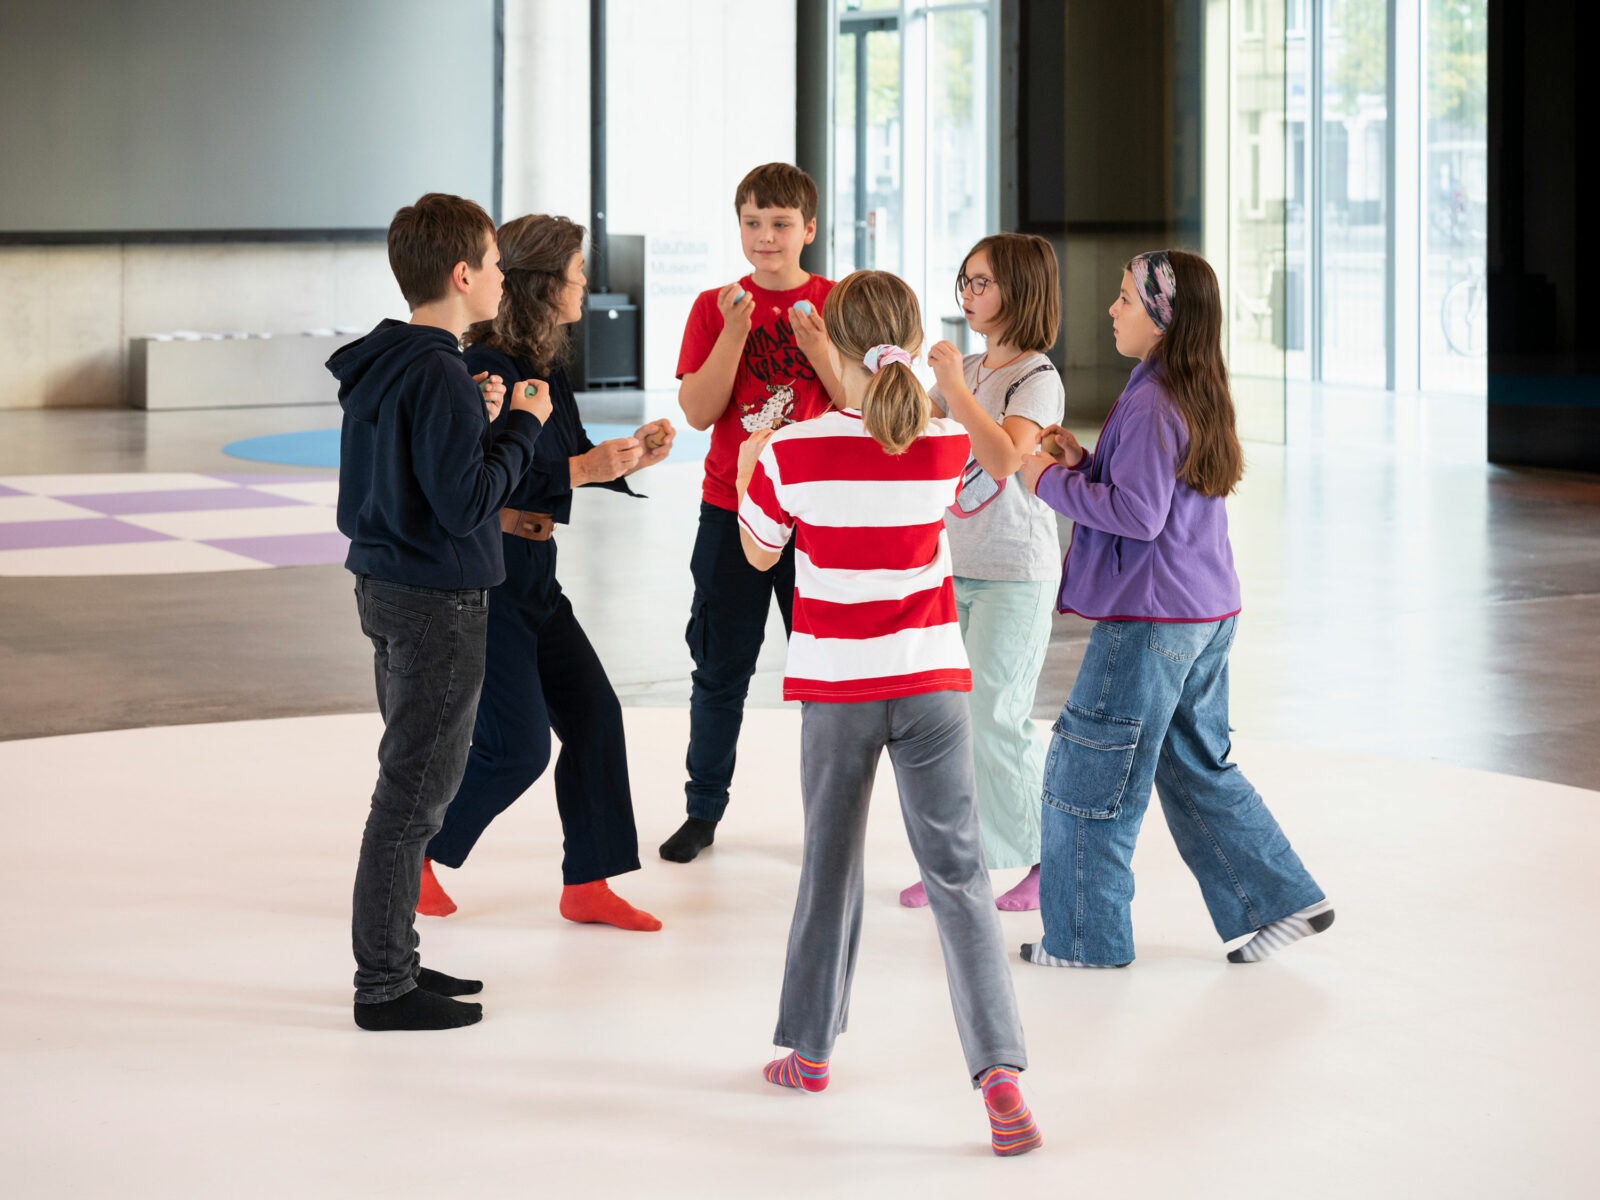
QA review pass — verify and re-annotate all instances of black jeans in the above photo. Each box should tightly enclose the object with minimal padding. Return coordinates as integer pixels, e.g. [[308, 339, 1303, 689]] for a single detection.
[[426, 537, 641, 885], [351, 575, 489, 1004], [684, 501, 795, 821]]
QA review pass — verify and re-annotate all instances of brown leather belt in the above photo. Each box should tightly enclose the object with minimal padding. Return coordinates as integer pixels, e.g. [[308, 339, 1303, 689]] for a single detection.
[[499, 509, 555, 541]]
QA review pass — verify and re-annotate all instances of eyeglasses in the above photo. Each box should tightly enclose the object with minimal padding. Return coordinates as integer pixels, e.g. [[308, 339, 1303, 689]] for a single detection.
[[957, 274, 994, 297]]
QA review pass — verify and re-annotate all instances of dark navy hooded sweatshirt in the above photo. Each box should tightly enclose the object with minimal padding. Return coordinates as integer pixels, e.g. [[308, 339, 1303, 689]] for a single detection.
[[328, 319, 543, 590]]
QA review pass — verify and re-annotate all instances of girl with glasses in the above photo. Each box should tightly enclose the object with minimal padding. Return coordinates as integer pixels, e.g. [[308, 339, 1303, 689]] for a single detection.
[[903, 233, 1066, 913]]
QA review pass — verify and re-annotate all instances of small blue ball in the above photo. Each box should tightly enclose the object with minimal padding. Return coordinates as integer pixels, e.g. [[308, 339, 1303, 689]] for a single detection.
[[794, 300, 814, 316]]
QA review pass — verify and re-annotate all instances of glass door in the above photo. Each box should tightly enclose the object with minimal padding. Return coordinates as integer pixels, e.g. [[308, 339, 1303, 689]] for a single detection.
[[834, 5, 902, 278]]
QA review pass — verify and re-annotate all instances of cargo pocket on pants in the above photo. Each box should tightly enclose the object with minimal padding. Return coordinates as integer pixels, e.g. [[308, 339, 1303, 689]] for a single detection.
[[684, 596, 710, 668], [1040, 702, 1141, 819]]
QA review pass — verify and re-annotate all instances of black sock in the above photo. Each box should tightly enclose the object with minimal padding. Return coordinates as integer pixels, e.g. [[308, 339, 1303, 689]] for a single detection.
[[354, 988, 482, 1031], [659, 817, 717, 863], [415, 966, 483, 996]]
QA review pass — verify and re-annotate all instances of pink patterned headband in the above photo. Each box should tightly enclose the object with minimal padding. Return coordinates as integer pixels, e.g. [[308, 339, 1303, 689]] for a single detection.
[[863, 345, 913, 373], [1129, 250, 1176, 332]]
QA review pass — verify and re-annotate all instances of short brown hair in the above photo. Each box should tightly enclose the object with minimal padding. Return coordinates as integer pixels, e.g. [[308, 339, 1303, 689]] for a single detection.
[[959, 233, 1060, 354], [387, 193, 496, 309], [733, 163, 818, 224], [822, 271, 929, 455], [465, 214, 587, 368]]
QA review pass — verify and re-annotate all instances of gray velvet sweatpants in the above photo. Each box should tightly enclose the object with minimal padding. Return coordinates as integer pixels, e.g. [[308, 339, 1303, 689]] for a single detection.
[[773, 690, 1029, 1082]]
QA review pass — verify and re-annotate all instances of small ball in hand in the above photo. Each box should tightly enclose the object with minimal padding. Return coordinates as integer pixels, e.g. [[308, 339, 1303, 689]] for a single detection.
[[644, 427, 667, 451]]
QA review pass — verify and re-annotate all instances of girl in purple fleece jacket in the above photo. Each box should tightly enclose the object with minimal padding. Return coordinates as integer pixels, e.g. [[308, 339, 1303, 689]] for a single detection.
[[1015, 249, 1332, 968]]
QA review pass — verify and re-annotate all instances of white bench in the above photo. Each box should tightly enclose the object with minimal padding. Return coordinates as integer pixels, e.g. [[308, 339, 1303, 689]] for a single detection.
[[129, 330, 357, 410]]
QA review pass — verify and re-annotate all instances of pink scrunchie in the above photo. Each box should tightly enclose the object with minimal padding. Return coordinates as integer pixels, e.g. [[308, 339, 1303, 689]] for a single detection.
[[863, 344, 913, 373]]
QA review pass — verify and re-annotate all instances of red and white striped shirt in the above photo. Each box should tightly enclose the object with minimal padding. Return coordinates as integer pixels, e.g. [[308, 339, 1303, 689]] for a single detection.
[[737, 409, 973, 703]]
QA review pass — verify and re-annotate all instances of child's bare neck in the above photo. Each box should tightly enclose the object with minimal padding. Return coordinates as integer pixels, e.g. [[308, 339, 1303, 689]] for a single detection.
[[983, 339, 1026, 368], [409, 300, 473, 339], [749, 264, 809, 292]]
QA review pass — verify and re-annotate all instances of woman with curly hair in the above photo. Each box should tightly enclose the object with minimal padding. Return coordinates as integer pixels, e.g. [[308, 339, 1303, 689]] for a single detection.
[[417, 214, 675, 933]]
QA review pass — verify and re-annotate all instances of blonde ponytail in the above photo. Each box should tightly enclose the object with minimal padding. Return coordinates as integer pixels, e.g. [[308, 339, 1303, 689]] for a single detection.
[[820, 270, 931, 456], [861, 360, 929, 455]]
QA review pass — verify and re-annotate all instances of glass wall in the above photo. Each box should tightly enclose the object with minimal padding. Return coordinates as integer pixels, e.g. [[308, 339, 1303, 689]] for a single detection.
[[1319, 0, 1388, 386], [831, 1, 994, 346], [1281, 0, 1485, 395], [1225, 0, 1289, 441], [832, 12, 902, 277], [1422, 0, 1487, 392], [923, 6, 988, 332]]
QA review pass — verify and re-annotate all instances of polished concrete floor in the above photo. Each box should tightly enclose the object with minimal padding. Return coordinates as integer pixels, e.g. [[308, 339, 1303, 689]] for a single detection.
[[3, 388, 1598, 1198], [3, 389, 1598, 788]]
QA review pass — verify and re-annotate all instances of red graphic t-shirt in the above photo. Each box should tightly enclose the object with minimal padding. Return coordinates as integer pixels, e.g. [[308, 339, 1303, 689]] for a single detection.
[[675, 273, 837, 511]]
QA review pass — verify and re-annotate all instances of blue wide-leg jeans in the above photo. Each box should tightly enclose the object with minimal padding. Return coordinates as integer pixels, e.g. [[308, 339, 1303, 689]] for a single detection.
[[1037, 617, 1324, 965]]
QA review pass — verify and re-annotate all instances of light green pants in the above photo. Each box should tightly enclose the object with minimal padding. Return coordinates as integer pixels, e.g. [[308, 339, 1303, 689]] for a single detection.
[[954, 576, 1055, 870]]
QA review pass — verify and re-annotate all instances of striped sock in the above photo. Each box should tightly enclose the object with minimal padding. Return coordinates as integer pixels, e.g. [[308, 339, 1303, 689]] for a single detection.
[[1020, 942, 1128, 968], [763, 1051, 829, 1092], [1227, 898, 1335, 963], [978, 1066, 1042, 1157]]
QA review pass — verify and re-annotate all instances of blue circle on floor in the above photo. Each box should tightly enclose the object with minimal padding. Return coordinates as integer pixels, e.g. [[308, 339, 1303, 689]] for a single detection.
[[224, 429, 340, 468]]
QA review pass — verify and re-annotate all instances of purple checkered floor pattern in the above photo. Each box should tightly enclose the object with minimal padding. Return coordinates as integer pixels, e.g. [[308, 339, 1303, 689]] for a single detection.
[[0, 472, 345, 576]]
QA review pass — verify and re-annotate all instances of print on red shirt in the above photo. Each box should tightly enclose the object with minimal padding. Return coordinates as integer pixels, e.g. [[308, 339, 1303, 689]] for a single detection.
[[676, 274, 837, 511]]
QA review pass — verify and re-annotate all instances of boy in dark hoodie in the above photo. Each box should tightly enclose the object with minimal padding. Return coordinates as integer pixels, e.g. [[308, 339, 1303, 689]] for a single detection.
[[328, 193, 552, 1031]]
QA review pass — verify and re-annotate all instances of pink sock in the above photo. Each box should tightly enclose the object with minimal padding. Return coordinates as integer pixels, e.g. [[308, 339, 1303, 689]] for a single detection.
[[979, 1066, 1042, 1156], [995, 864, 1041, 912], [899, 880, 929, 908]]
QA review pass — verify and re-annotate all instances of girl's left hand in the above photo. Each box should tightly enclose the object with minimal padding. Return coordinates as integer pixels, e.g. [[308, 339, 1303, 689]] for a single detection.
[[634, 418, 676, 466], [789, 305, 830, 363], [1018, 445, 1058, 495]]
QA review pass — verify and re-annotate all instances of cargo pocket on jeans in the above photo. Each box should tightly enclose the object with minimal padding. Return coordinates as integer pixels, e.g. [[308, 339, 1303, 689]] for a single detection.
[[1040, 702, 1141, 819], [363, 597, 432, 676]]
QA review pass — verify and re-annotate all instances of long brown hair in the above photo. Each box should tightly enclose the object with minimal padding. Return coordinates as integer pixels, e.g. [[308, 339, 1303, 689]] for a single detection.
[[464, 214, 586, 367], [1138, 249, 1244, 497], [821, 271, 929, 455]]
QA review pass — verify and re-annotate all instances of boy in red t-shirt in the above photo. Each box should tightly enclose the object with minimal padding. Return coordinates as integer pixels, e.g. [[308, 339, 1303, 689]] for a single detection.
[[660, 162, 842, 864]]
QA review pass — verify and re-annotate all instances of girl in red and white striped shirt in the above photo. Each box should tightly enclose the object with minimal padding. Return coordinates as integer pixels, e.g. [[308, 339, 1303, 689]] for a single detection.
[[735, 270, 1040, 1157]]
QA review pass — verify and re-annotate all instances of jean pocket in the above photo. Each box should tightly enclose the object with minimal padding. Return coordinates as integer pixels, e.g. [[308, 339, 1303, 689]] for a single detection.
[[362, 596, 433, 676], [1040, 702, 1141, 819], [1148, 620, 1215, 663]]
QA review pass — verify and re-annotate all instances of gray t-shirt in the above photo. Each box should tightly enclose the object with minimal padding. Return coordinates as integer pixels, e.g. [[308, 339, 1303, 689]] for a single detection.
[[930, 351, 1065, 582]]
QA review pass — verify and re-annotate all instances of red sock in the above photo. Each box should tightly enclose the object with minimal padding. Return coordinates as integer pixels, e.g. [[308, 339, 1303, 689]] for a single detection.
[[416, 858, 457, 917], [559, 879, 662, 932], [763, 1051, 829, 1092]]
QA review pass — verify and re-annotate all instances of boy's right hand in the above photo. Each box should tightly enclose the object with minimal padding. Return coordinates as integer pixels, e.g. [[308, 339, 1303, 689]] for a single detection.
[[717, 282, 756, 342], [511, 378, 553, 424]]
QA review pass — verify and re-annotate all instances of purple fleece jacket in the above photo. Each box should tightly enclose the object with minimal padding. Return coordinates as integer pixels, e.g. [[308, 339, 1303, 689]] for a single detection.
[[1032, 359, 1241, 622]]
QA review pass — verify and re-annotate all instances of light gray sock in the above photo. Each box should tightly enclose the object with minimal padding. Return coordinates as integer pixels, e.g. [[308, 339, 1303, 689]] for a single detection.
[[1227, 898, 1335, 964], [1020, 942, 1127, 968]]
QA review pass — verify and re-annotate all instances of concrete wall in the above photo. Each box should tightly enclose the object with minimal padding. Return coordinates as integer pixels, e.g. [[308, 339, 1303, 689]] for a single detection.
[[0, 243, 400, 410], [0, 0, 795, 409]]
